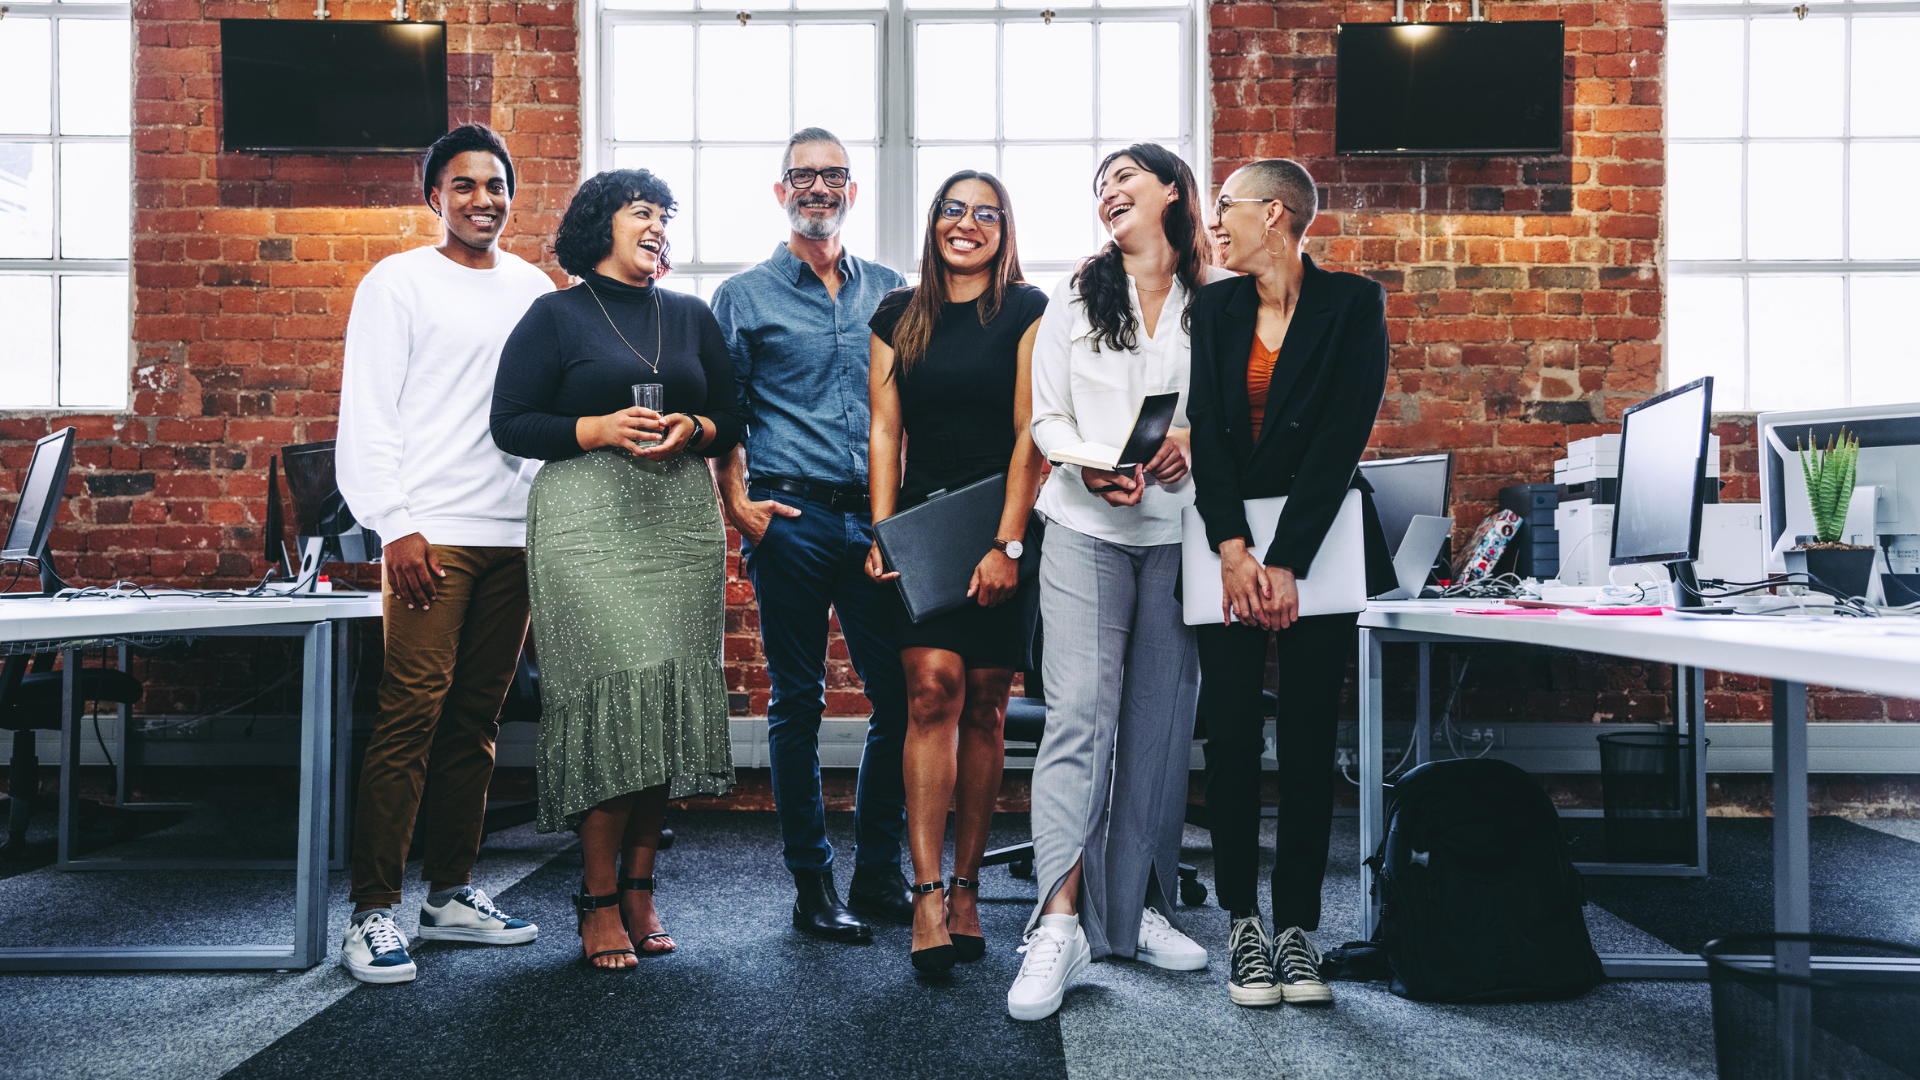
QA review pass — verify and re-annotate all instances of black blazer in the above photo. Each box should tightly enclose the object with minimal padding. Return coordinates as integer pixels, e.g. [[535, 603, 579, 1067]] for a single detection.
[[1187, 255, 1394, 590]]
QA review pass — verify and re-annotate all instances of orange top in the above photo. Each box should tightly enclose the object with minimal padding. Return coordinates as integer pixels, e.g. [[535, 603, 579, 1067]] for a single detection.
[[1246, 335, 1280, 442]]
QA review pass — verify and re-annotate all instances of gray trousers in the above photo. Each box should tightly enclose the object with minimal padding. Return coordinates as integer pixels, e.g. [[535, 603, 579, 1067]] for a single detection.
[[1027, 524, 1201, 958]]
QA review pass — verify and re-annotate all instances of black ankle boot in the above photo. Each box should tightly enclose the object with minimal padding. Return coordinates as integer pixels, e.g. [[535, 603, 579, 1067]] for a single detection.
[[791, 867, 872, 942], [847, 864, 914, 925]]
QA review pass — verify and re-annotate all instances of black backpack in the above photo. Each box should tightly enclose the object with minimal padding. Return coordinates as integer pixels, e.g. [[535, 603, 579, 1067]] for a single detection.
[[1365, 757, 1605, 1003]]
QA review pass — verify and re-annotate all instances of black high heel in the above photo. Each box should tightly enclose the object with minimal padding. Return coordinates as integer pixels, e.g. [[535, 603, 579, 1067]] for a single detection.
[[620, 876, 674, 956], [947, 876, 985, 962], [573, 886, 637, 971], [908, 880, 956, 973]]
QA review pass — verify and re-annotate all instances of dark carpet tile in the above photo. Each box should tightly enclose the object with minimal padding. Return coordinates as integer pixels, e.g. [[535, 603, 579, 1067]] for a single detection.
[[1582, 817, 1920, 953], [222, 811, 1066, 1080]]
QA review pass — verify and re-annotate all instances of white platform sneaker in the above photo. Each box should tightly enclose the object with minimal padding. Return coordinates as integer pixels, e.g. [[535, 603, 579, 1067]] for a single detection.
[[1007, 914, 1091, 1021], [1135, 907, 1208, 970], [417, 886, 539, 945], [341, 909, 417, 984]]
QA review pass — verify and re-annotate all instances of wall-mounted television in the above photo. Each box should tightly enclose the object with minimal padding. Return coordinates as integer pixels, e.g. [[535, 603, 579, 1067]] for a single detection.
[[221, 20, 448, 153], [1335, 21, 1564, 156]]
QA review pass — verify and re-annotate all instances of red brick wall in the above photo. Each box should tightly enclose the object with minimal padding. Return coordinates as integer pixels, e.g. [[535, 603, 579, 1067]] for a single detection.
[[0, 0, 576, 608]]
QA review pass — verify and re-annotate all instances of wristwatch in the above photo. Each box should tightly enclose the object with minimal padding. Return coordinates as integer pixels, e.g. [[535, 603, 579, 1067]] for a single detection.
[[992, 538, 1025, 561]]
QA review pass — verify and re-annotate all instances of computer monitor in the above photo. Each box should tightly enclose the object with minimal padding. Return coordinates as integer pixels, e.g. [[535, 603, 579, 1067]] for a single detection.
[[279, 440, 382, 588], [1357, 453, 1452, 557], [1610, 377, 1714, 606], [1757, 401, 1920, 604], [2, 427, 76, 597]]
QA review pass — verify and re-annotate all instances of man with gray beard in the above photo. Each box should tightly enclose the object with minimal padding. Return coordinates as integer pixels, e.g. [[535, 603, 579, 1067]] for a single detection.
[[710, 128, 912, 942]]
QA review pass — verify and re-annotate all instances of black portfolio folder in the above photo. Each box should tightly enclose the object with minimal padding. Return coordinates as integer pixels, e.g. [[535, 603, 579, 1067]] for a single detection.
[[872, 473, 1038, 624]]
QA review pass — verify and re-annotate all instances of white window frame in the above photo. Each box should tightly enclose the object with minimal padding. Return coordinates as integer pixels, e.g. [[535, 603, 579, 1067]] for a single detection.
[[0, 1, 134, 412], [587, 0, 1208, 287], [1667, 0, 1920, 411]]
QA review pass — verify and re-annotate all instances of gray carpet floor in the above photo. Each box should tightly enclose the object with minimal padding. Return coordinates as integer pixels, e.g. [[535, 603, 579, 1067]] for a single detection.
[[0, 804, 1784, 1080]]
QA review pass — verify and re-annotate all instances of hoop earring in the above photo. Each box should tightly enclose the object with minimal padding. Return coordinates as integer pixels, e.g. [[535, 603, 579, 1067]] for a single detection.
[[1260, 227, 1288, 258]]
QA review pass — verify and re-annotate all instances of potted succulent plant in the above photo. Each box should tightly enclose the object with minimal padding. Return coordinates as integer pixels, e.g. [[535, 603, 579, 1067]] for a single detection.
[[1783, 427, 1876, 598]]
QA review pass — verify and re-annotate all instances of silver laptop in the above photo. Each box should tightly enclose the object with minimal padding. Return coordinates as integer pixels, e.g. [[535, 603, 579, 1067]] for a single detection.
[[1375, 514, 1453, 600]]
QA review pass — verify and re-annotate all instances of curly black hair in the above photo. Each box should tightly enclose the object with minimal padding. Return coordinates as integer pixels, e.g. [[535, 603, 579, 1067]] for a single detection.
[[553, 168, 678, 278], [421, 124, 515, 203]]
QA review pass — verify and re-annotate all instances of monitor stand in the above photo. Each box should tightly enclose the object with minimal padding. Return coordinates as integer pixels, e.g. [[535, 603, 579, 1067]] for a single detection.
[[1670, 560, 1705, 609], [0, 556, 71, 599]]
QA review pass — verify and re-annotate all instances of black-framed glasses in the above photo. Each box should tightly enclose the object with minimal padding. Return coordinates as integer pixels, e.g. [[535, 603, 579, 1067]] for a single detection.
[[784, 167, 850, 190], [937, 199, 1004, 226], [1212, 195, 1300, 220]]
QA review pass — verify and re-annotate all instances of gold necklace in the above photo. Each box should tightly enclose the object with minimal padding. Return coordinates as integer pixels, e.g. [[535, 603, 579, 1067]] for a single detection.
[[583, 280, 662, 375], [1136, 282, 1173, 293]]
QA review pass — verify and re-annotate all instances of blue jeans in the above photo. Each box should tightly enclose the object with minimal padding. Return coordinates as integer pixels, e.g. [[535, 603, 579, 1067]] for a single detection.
[[741, 488, 908, 872]]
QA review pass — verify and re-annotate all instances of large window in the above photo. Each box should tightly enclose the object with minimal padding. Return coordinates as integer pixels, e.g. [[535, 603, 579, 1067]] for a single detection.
[[595, 0, 1200, 300], [1667, 2, 1920, 411], [0, 1, 132, 410]]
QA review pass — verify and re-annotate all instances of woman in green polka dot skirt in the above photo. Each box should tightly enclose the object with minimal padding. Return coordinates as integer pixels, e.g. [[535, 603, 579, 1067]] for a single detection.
[[491, 169, 742, 969]]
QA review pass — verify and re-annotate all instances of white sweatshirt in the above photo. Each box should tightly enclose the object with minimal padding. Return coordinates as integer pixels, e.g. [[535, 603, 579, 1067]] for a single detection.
[[336, 245, 554, 548]]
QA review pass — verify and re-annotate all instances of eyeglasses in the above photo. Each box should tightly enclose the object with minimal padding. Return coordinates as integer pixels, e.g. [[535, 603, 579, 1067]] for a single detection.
[[1212, 195, 1301, 220], [937, 199, 1004, 227], [784, 167, 850, 190]]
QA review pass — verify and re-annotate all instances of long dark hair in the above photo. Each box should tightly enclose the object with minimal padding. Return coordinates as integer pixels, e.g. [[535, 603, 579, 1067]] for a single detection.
[[889, 170, 1023, 379], [1070, 143, 1211, 352]]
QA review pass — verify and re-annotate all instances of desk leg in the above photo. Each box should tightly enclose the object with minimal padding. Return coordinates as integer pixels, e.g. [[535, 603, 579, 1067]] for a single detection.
[[332, 620, 350, 872], [1358, 629, 1385, 938], [58, 649, 80, 864], [294, 623, 334, 968], [1414, 642, 1431, 767], [1772, 678, 1811, 1080]]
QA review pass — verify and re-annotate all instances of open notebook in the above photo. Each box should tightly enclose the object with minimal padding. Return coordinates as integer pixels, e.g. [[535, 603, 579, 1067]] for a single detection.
[[1047, 393, 1180, 472]]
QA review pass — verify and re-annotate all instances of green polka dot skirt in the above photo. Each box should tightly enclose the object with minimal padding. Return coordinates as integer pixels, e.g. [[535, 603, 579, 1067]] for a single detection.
[[526, 448, 734, 832]]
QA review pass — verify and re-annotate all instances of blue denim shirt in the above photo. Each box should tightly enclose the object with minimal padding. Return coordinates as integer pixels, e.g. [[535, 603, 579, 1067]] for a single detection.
[[710, 243, 906, 488]]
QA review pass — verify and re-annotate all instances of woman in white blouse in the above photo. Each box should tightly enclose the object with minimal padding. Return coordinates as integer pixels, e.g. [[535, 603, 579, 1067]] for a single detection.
[[1005, 143, 1233, 1021]]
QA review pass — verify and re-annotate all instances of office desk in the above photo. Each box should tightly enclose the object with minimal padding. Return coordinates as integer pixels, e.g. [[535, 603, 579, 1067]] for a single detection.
[[1356, 602, 1920, 982], [0, 593, 382, 971]]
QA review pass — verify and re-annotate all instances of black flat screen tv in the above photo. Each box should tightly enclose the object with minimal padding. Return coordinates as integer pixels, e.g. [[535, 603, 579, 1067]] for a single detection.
[[221, 20, 448, 153], [1335, 21, 1564, 156]]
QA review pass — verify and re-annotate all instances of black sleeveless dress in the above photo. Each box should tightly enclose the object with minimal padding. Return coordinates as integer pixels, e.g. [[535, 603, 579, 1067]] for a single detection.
[[869, 283, 1050, 670]]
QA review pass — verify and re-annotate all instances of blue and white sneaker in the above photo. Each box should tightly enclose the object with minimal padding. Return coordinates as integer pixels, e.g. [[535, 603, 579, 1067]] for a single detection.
[[342, 909, 417, 984], [417, 886, 539, 945]]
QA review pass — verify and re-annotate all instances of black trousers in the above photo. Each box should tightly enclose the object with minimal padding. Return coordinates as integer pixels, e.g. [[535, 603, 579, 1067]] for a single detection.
[[1197, 612, 1358, 930]]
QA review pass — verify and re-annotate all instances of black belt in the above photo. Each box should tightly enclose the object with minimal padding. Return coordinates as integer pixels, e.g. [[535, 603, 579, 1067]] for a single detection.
[[755, 476, 870, 513]]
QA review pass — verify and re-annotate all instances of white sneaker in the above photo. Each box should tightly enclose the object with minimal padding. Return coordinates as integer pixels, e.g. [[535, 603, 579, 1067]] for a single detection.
[[417, 886, 539, 945], [1135, 907, 1208, 970], [341, 909, 417, 984], [1007, 914, 1091, 1021]]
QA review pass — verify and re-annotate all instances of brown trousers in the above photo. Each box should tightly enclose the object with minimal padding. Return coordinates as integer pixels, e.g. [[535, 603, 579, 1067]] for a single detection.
[[349, 544, 531, 905]]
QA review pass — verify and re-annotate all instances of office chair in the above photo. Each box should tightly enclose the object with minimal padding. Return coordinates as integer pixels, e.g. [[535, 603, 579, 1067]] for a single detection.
[[980, 636, 1208, 907], [0, 652, 144, 859]]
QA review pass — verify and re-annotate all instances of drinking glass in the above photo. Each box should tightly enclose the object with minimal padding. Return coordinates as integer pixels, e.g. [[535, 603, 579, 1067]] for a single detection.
[[632, 383, 664, 442]]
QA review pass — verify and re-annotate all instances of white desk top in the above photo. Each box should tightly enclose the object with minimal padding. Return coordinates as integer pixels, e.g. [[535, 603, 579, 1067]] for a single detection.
[[0, 593, 383, 643], [1359, 601, 1920, 700]]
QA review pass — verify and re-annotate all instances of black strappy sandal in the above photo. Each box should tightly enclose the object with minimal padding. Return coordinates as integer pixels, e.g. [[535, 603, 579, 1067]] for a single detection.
[[947, 876, 986, 962], [620, 876, 675, 956], [908, 880, 956, 973], [573, 887, 637, 971]]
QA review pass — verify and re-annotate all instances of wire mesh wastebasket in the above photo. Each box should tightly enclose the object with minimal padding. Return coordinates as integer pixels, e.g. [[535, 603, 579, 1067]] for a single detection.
[[1597, 731, 1696, 863], [1703, 933, 1920, 1080]]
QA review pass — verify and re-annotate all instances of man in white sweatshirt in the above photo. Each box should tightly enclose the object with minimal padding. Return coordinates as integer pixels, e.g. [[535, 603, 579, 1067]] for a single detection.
[[334, 124, 555, 984]]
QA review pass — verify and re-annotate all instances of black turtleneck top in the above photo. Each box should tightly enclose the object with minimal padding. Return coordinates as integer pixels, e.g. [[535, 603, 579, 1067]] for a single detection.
[[490, 271, 745, 462]]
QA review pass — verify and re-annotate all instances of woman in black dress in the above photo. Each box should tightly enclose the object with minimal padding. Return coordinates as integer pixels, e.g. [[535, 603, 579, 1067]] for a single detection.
[[864, 171, 1049, 973]]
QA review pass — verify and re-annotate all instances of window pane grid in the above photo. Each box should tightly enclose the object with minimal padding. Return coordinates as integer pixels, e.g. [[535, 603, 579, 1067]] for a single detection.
[[598, 1, 1194, 286], [0, 2, 130, 411], [1669, 5, 1920, 409]]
